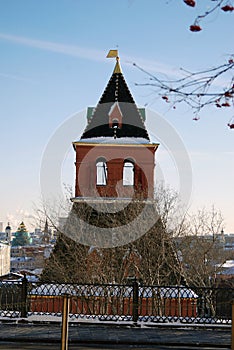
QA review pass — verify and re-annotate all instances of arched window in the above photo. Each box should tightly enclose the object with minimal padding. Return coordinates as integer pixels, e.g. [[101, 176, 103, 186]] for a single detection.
[[96, 159, 107, 185], [123, 161, 134, 186], [112, 119, 119, 129]]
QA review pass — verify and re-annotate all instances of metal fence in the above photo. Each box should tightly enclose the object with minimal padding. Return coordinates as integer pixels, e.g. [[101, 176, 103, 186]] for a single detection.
[[0, 277, 233, 324]]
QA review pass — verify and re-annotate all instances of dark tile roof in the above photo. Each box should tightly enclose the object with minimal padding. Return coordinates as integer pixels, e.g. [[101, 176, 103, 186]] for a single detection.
[[81, 62, 150, 140]]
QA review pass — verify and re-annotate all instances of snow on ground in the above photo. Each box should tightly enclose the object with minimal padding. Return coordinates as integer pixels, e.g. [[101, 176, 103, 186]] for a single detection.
[[0, 312, 231, 328]]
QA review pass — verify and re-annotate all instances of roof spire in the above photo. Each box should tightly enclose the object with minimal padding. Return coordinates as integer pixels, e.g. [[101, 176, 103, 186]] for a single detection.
[[80, 50, 150, 140], [106, 49, 122, 74]]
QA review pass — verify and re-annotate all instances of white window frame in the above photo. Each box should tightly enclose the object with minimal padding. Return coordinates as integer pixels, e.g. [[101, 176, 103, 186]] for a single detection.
[[123, 161, 134, 186], [96, 160, 107, 185]]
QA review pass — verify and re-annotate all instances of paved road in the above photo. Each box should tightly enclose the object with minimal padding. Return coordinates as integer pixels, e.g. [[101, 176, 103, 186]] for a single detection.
[[0, 343, 231, 350], [0, 323, 231, 349]]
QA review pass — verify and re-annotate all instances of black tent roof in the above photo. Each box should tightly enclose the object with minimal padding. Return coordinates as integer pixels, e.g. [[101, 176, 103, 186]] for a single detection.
[[81, 58, 150, 140]]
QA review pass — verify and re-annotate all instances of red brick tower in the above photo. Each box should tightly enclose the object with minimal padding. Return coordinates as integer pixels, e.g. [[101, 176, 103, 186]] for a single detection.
[[72, 51, 159, 201], [41, 52, 185, 285]]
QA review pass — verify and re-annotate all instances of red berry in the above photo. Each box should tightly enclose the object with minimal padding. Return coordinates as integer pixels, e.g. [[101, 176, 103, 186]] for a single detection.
[[190, 24, 202, 32], [224, 91, 232, 98], [221, 5, 234, 12], [222, 102, 231, 107], [184, 0, 196, 7]]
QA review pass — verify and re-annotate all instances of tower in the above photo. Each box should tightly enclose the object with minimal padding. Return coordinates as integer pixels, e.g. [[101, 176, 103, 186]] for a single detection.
[[41, 219, 51, 244], [5, 223, 11, 244], [72, 51, 158, 201], [42, 51, 183, 285]]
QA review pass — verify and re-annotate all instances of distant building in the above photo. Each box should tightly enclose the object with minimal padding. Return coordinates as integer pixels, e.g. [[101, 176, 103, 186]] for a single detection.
[[5, 223, 12, 244], [224, 233, 234, 251], [0, 232, 6, 241], [216, 260, 234, 285], [41, 219, 51, 244], [0, 223, 12, 243], [10, 244, 54, 272], [30, 228, 42, 245], [11, 256, 35, 271], [12, 222, 32, 246], [0, 242, 10, 276]]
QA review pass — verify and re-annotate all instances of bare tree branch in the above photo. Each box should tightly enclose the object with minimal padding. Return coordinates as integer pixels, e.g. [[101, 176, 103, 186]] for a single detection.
[[134, 1, 234, 127], [134, 59, 234, 124]]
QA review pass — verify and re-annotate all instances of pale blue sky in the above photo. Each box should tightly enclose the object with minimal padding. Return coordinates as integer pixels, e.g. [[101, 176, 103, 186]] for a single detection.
[[0, 0, 233, 232]]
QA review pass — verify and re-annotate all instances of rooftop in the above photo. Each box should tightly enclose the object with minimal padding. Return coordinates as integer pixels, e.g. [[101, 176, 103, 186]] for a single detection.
[[80, 51, 150, 141]]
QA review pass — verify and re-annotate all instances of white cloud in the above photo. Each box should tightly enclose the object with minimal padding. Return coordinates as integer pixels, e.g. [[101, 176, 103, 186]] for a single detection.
[[0, 72, 34, 82], [0, 32, 181, 78], [0, 33, 105, 61], [0, 32, 229, 89], [123, 56, 181, 77]]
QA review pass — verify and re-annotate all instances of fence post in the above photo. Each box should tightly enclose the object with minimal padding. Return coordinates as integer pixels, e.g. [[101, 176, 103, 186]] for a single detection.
[[61, 293, 70, 350], [132, 279, 139, 324], [232, 301, 234, 350], [21, 274, 28, 318]]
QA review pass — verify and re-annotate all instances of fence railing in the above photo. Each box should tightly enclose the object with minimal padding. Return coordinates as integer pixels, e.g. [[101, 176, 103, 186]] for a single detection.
[[0, 278, 233, 324]]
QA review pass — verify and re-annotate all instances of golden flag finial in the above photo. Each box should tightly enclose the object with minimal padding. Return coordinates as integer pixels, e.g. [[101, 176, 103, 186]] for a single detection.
[[106, 49, 122, 73], [106, 49, 118, 58]]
